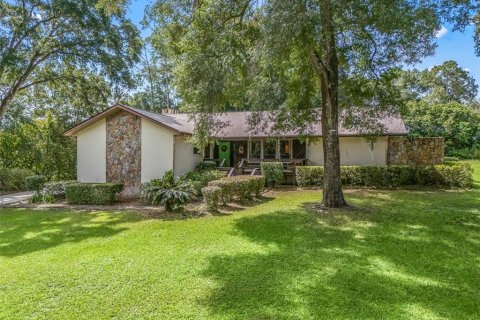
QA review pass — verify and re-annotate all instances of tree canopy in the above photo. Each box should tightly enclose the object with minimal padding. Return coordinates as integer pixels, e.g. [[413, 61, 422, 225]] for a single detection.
[[397, 60, 479, 105], [0, 0, 142, 123]]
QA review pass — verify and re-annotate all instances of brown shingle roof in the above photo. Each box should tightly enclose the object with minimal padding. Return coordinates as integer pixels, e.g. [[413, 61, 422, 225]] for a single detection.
[[64, 104, 408, 137]]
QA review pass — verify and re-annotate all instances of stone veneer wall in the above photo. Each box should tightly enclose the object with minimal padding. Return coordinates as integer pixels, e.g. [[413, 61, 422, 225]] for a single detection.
[[106, 110, 141, 197], [387, 137, 444, 165]]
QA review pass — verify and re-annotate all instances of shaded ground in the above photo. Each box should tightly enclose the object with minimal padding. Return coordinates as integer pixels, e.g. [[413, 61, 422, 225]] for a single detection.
[[0, 161, 478, 319]]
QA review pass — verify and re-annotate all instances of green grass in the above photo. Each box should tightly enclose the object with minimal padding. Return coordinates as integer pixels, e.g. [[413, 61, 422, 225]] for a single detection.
[[1, 162, 479, 319]]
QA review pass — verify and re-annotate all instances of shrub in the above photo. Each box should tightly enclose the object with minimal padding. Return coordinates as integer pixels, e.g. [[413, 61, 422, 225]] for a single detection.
[[260, 162, 284, 187], [195, 161, 217, 171], [25, 175, 47, 194], [202, 186, 222, 211], [209, 179, 235, 205], [42, 180, 77, 199], [186, 170, 224, 196], [296, 166, 324, 187], [65, 183, 124, 205], [142, 170, 195, 212], [207, 175, 266, 204], [296, 164, 473, 189], [0, 168, 34, 191]]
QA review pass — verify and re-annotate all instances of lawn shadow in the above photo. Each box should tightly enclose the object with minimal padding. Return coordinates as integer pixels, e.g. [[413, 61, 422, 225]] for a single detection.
[[0, 209, 143, 257], [200, 189, 480, 319]]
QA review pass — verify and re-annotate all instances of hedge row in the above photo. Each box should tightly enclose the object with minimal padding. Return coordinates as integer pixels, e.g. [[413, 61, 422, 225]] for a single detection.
[[65, 183, 124, 205], [296, 164, 473, 188], [202, 176, 266, 211], [0, 168, 34, 191]]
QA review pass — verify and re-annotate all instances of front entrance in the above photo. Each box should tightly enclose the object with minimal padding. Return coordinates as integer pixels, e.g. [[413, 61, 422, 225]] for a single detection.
[[218, 141, 231, 167]]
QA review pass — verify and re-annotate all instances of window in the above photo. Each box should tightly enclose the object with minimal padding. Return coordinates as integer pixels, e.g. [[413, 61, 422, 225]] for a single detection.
[[293, 139, 306, 159], [264, 140, 276, 159], [250, 140, 261, 158], [279, 140, 291, 159]]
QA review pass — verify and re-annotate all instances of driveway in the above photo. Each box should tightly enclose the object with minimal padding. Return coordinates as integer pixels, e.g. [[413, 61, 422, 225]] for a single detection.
[[0, 191, 33, 207]]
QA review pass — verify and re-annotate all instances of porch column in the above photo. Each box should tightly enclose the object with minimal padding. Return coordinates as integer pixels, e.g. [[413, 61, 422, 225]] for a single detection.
[[209, 143, 214, 159], [276, 138, 280, 160], [260, 140, 264, 160]]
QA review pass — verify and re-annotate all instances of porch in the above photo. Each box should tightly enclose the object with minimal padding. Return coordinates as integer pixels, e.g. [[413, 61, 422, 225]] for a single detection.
[[202, 138, 307, 181]]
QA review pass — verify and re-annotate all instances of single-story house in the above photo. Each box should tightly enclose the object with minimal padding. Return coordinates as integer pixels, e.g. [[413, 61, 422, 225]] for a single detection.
[[64, 104, 444, 195]]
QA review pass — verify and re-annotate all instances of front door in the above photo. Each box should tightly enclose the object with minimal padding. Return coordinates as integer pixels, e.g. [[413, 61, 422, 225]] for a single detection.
[[218, 141, 231, 167]]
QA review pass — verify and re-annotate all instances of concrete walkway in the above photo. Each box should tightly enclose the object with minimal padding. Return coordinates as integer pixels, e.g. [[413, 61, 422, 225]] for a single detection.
[[0, 191, 33, 207]]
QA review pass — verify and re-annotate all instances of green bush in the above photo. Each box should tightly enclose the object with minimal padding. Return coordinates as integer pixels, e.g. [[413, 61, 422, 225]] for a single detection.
[[142, 170, 195, 212], [25, 175, 47, 193], [296, 166, 324, 187], [186, 170, 224, 196], [42, 180, 77, 199], [65, 183, 124, 205], [0, 168, 34, 191], [296, 164, 473, 189], [195, 161, 217, 171], [260, 162, 284, 187], [207, 175, 266, 204], [209, 179, 235, 205], [202, 186, 222, 211]]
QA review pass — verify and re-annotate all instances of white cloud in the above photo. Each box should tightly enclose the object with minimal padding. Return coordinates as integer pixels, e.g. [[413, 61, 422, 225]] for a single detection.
[[463, 68, 470, 72], [435, 26, 448, 38]]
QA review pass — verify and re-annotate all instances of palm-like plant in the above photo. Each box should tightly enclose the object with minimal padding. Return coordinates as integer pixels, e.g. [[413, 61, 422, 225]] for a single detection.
[[143, 170, 195, 212]]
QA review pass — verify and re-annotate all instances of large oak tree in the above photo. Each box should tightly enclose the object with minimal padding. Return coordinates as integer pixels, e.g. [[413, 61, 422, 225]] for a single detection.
[[148, 0, 477, 207], [0, 0, 142, 123]]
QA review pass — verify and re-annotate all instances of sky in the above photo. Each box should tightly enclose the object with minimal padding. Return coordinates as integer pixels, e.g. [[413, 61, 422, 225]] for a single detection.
[[126, 0, 480, 85]]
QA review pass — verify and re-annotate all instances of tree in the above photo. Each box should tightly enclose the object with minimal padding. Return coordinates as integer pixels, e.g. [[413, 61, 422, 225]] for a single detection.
[[0, 0, 142, 123], [148, 0, 477, 207], [126, 46, 178, 112], [403, 101, 480, 156], [398, 60, 478, 105]]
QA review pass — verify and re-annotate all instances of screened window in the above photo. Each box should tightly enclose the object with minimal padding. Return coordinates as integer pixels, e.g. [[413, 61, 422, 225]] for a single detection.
[[250, 141, 261, 158], [279, 140, 291, 159], [293, 139, 306, 159], [264, 140, 276, 159]]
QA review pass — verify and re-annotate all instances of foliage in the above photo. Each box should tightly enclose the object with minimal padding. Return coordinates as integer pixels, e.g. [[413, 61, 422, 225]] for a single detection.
[[295, 166, 325, 188], [186, 169, 225, 196], [65, 183, 124, 205], [260, 162, 284, 188], [0, 111, 76, 179], [24, 175, 47, 194], [142, 170, 195, 212], [403, 101, 480, 156], [201, 186, 222, 211], [397, 61, 479, 105], [0, 168, 33, 191], [195, 161, 217, 171], [0, 0, 142, 120], [207, 175, 266, 205], [42, 180, 78, 199], [296, 164, 473, 189]]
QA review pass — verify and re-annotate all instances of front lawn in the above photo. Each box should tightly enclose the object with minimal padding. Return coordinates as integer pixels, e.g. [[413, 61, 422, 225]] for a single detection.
[[1, 162, 479, 319]]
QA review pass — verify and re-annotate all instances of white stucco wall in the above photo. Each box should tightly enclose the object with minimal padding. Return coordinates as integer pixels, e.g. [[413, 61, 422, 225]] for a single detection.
[[306, 136, 388, 166], [174, 136, 201, 176], [141, 118, 175, 182], [76, 119, 106, 182]]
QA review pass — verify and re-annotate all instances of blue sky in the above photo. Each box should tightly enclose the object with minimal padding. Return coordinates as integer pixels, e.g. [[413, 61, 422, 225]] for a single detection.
[[126, 1, 480, 85]]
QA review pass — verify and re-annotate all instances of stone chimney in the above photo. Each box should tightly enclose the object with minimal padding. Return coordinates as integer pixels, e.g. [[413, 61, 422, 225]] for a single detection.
[[161, 108, 179, 114]]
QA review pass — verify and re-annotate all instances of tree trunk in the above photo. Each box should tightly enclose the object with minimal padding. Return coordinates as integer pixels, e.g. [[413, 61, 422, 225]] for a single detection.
[[310, 0, 347, 208]]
